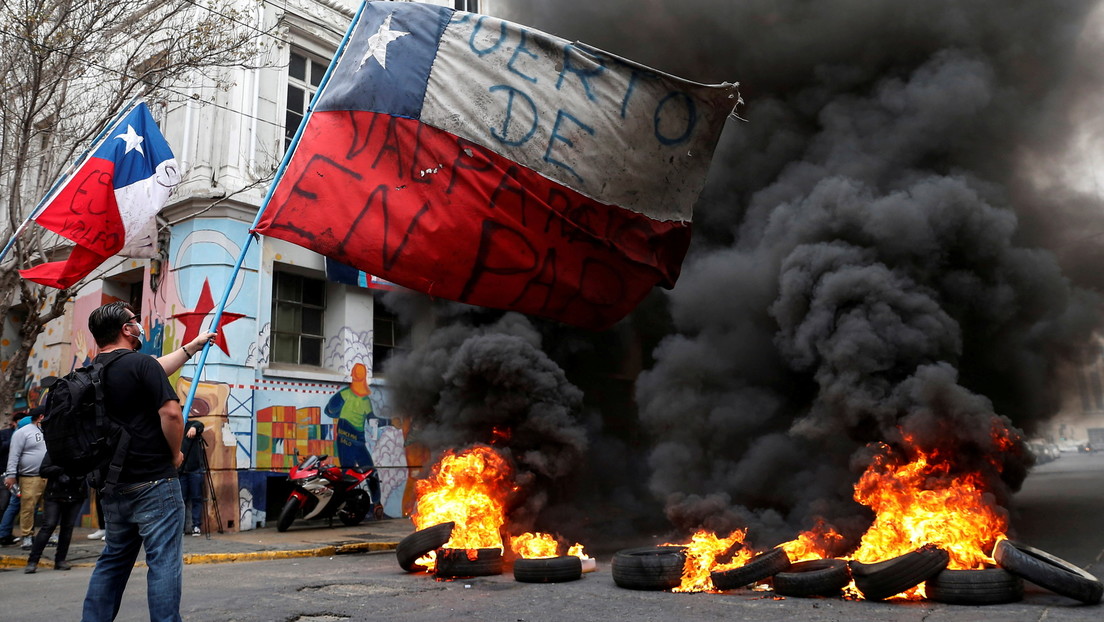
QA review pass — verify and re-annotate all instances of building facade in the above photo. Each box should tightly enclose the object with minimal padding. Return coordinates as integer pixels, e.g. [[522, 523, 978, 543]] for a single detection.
[[23, 0, 484, 530]]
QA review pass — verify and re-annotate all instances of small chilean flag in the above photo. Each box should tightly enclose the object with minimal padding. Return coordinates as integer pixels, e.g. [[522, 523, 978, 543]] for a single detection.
[[256, 2, 739, 329], [20, 102, 180, 289]]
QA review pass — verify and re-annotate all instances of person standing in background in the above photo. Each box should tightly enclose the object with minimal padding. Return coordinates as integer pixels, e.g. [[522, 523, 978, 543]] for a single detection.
[[178, 420, 206, 536], [3, 407, 47, 550], [24, 454, 85, 573]]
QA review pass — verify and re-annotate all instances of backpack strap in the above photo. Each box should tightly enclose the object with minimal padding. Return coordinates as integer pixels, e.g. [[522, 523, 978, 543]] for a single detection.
[[90, 351, 133, 495]]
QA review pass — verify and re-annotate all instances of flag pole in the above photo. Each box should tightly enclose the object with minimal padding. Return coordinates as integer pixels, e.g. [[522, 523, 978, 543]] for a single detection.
[[0, 94, 145, 267], [180, 0, 369, 420]]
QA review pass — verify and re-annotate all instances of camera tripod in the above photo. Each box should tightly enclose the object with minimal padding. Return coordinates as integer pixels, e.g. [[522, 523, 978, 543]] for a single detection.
[[186, 435, 223, 536]]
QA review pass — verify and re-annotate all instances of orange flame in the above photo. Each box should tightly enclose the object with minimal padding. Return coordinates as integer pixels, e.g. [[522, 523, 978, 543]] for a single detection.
[[511, 532, 560, 559], [412, 446, 516, 551], [847, 440, 1008, 570], [566, 542, 591, 560], [663, 529, 752, 593], [509, 532, 592, 560], [780, 519, 845, 562]]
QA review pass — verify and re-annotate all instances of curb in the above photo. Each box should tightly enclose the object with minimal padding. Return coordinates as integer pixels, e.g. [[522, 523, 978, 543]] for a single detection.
[[183, 541, 399, 565], [0, 541, 399, 569]]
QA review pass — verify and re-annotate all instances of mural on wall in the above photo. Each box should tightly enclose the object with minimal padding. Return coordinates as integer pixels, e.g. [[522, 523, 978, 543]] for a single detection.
[[251, 368, 412, 518], [325, 362, 410, 516], [247, 322, 271, 367], [325, 326, 371, 375], [170, 277, 245, 356], [256, 404, 333, 469], [177, 376, 241, 533]]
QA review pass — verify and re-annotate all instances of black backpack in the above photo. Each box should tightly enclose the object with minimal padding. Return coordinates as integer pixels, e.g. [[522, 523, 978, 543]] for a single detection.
[[41, 351, 133, 494]]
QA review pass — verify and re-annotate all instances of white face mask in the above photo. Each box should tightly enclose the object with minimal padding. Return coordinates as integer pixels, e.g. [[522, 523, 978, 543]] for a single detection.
[[126, 322, 146, 349]]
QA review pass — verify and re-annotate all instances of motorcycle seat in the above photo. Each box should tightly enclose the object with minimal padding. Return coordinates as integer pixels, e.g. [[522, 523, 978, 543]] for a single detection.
[[341, 473, 362, 486]]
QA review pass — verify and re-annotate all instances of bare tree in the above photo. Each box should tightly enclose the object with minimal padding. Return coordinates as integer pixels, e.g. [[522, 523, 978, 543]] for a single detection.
[[0, 0, 274, 419]]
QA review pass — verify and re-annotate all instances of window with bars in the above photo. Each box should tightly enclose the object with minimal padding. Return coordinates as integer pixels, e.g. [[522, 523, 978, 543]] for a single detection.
[[372, 293, 406, 372], [454, 0, 481, 12], [285, 50, 328, 152], [271, 271, 326, 366]]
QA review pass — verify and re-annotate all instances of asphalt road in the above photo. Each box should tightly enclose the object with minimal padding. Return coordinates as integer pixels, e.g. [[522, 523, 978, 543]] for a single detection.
[[2, 452, 1102, 622]]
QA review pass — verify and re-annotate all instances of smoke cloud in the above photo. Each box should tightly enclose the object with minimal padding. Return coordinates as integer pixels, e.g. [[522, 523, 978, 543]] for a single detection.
[[390, 1, 1104, 548], [384, 310, 589, 529]]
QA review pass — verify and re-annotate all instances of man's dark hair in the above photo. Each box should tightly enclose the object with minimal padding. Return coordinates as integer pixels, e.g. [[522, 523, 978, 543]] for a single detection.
[[89, 301, 136, 348]]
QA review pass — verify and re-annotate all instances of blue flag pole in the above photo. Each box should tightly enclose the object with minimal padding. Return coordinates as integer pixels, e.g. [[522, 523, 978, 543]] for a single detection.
[[0, 95, 144, 268], [180, 0, 369, 420]]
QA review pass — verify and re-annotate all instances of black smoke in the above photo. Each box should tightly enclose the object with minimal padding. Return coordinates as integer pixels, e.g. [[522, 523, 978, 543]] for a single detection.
[[390, 1, 1104, 548], [384, 310, 590, 531]]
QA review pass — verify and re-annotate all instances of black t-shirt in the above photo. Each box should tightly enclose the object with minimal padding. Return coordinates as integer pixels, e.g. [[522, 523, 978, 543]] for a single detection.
[[96, 350, 180, 484]]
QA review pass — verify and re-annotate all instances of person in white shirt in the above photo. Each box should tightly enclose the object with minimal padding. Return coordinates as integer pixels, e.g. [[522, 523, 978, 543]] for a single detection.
[[3, 407, 47, 549]]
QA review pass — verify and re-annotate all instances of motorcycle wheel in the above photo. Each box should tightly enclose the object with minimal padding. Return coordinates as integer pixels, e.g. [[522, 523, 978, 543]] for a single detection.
[[277, 497, 302, 532], [339, 507, 367, 527]]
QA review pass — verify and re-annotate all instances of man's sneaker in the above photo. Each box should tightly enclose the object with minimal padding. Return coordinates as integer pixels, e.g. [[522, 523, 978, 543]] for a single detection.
[[47, 534, 58, 546], [191, 526, 201, 537], [54, 560, 72, 571], [0, 535, 16, 546], [21, 536, 32, 550], [24, 561, 36, 574], [87, 529, 105, 540]]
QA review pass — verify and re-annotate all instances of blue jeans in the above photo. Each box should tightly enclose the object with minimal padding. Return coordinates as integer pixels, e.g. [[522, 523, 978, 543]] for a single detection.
[[81, 478, 184, 622], [180, 471, 204, 530], [0, 491, 19, 538]]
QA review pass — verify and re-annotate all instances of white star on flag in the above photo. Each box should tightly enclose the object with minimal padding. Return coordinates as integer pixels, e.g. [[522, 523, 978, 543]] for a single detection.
[[114, 124, 145, 156], [359, 13, 409, 71]]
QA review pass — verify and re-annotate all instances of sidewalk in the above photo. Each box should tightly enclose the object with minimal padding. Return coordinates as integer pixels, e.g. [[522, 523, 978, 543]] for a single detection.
[[0, 516, 414, 570]]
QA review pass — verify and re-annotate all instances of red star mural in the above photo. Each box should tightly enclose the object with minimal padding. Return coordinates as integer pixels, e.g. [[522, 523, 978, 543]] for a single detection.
[[170, 278, 245, 356]]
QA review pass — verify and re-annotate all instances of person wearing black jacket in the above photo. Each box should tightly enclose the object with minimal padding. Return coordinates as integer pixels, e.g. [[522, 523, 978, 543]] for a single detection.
[[179, 420, 206, 536], [24, 453, 85, 573]]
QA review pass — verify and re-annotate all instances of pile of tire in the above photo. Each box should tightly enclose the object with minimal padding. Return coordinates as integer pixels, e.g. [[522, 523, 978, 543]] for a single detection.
[[918, 540, 1102, 606]]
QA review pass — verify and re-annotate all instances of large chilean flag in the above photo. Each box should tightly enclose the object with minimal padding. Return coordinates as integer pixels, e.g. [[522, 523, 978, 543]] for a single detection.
[[20, 102, 179, 289], [255, 2, 739, 330]]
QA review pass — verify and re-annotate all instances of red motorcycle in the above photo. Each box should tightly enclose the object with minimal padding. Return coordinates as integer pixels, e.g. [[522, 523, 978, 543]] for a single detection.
[[276, 453, 383, 532]]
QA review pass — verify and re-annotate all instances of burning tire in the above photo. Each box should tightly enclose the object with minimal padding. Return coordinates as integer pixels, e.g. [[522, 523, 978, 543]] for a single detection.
[[611, 546, 687, 591], [434, 547, 504, 578], [926, 568, 1023, 605], [993, 540, 1103, 605], [849, 545, 949, 600], [710, 547, 791, 590], [396, 522, 455, 572], [772, 559, 851, 597], [513, 556, 583, 583]]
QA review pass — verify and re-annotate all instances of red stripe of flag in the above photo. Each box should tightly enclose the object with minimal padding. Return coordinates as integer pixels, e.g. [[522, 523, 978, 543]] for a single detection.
[[256, 111, 691, 330]]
